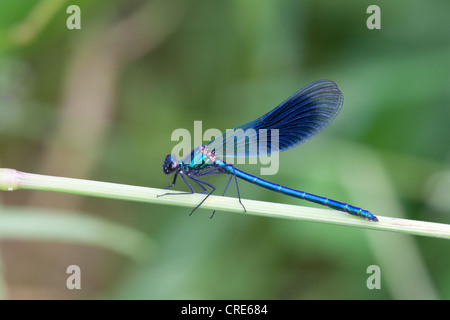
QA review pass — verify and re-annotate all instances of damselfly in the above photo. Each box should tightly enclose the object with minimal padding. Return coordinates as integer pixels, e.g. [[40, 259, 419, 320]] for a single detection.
[[160, 80, 378, 222]]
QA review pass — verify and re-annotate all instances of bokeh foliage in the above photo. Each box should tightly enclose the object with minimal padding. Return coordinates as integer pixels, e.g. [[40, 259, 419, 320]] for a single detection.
[[0, 0, 449, 299]]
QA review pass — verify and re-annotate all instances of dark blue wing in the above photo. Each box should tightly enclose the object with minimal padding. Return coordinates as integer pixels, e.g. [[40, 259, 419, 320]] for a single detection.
[[207, 79, 343, 158]]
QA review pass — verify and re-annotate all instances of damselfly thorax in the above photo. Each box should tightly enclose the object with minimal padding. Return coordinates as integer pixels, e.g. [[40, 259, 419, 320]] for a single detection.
[[163, 145, 223, 174]]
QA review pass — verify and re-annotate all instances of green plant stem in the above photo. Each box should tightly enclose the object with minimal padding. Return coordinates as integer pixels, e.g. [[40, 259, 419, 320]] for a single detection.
[[1, 168, 449, 240]]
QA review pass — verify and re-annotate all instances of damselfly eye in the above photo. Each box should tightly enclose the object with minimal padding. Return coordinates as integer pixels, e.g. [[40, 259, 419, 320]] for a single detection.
[[162, 154, 177, 174]]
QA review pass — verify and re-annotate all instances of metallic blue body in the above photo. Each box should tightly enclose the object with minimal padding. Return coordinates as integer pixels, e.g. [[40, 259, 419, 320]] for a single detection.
[[214, 158, 377, 221]]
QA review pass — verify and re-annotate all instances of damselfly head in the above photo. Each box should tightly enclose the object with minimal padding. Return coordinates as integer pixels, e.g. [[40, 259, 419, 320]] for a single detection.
[[162, 154, 178, 174]]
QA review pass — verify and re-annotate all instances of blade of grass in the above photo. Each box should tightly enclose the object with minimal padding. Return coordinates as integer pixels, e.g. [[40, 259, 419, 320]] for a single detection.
[[1, 168, 449, 240]]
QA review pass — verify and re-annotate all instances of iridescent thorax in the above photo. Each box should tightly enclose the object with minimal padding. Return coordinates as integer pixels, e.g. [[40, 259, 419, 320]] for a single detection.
[[162, 145, 219, 175]]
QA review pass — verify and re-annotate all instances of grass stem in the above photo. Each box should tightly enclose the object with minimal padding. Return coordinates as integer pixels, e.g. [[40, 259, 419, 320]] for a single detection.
[[1, 168, 449, 240]]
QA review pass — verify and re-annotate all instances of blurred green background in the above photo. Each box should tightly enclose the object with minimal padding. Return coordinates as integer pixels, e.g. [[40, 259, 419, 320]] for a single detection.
[[0, 0, 449, 299]]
